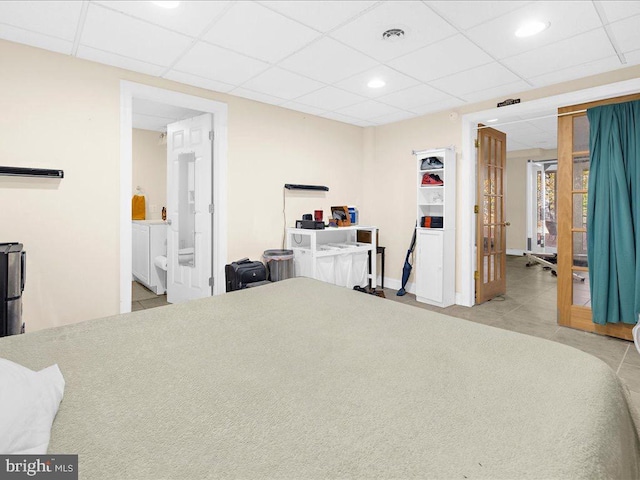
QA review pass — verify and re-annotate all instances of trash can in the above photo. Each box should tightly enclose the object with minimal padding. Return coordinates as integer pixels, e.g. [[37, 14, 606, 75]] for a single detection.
[[263, 249, 294, 282]]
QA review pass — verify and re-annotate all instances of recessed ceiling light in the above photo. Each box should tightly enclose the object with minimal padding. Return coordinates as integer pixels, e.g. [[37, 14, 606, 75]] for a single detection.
[[367, 79, 386, 89], [486, 118, 498, 123], [151, 1, 181, 9], [515, 20, 550, 38], [382, 28, 405, 41]]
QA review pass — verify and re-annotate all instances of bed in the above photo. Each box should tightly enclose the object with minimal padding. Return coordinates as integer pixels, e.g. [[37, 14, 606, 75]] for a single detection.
[[1, 278, 639, 479]]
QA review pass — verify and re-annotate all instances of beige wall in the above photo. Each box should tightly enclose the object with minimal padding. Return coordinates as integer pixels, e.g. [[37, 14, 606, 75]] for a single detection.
[[132, 129, 167, 220], [0, 40, 363, 332], [505, 148, 557, 252], [2, 38, 640, 332]]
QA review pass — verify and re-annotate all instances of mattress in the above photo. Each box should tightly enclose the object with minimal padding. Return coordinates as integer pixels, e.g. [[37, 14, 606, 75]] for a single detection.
[[1, 278, 639, 479]]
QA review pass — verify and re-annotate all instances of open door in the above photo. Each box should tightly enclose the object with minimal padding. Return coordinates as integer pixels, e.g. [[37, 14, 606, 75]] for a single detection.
[[476, 125, 508, 304], [166, 113, 213, 304]]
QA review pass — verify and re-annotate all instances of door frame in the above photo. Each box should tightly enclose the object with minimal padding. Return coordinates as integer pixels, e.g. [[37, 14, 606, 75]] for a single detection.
[[119, 81, 228, 313], [460, 77, 640, 307]]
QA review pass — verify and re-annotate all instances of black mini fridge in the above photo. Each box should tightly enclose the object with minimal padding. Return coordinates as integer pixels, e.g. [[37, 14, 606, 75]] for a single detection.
[[0, 242, 25, 337]]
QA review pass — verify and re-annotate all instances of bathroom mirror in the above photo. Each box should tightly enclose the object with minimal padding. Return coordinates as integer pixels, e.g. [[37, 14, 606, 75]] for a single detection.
[[178, 152, 196, 268]]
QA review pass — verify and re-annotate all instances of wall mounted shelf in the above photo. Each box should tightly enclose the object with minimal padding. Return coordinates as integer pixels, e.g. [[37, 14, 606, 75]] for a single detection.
[[0, 166, 64, 179]]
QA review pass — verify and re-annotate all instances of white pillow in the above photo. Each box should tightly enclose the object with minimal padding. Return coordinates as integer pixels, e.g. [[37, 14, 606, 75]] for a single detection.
[[0, 358, 65, 454]]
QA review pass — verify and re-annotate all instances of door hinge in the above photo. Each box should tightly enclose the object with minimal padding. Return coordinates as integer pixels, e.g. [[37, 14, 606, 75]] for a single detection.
[[209, 130, 214, 140], [474, 139, 479, 148], [209, 277, 214, 287], [474, 205, 479, 214], [474, 270, 479, 280], [209, 204, 214, 214]]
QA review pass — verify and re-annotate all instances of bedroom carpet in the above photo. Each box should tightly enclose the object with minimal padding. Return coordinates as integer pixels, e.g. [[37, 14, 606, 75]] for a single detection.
[[385, 254, 640, 414]]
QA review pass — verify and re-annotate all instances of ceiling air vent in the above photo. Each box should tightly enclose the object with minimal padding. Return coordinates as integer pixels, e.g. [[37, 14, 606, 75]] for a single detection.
[[382, 28, 405, 41]]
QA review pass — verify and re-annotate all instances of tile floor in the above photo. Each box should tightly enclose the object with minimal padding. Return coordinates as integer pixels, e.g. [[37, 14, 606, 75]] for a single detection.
[[385, 255, 640, 413], [131, 281, 169, 311]]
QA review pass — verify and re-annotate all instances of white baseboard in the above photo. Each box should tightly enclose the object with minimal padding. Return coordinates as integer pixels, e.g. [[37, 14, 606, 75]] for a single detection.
[[379, 277, 416, 295], [507, 249, 525, 256]]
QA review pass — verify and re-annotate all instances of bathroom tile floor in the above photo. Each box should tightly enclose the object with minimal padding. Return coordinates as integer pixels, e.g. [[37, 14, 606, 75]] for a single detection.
[[131, 281, 169, 311], [384, 254, 640, 414]]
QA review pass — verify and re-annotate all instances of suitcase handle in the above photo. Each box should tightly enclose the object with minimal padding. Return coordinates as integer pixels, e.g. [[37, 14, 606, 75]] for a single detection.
[[235, 257, 251, 264]]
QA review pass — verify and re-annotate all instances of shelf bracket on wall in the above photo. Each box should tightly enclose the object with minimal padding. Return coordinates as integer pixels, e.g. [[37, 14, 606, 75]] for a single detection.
[[0, 166, 64, 179], [284, 184, 329, 191]]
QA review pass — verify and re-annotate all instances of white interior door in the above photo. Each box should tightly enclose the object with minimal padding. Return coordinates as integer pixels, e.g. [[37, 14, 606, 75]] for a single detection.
[[166, 113, 213, 304], [526, 161, 545, 253]]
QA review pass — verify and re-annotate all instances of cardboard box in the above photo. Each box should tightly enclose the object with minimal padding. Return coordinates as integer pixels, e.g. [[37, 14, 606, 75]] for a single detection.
[[357, 229, 379, 245]]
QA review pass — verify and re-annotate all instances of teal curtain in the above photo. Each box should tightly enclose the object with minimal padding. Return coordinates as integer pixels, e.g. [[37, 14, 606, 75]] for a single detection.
[[587, 100, 640, 325]]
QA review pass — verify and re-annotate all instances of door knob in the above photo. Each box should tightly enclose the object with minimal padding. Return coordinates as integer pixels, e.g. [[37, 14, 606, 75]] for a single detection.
[[166, 219, 172, 225], [503, 221, 511, 226]]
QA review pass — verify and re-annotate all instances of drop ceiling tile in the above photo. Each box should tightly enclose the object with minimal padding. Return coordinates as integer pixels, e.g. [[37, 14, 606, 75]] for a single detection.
[[241, 67, 325, 100], [506, 139, 531, 152], [372, 110, 417, 125], [425, 1, 530, 31], [260, 1, 376, 32], [172, 41, 270, 85], [599, 2, 640, 23], [609, 15, 640, 54], [280, 101, 327, 116], [294, 86, 366, 111], [80, 4, 193, 66], [388, 34, 494, 82], [430, 62, 523, 98], [94, 1, 230, 36], [278, 37, 378, 84], [202, 2, 320, 63], [528, 116, 558, 133], [133, 98, 201, 120], [334, 65, 420, 99], [458, 79, 532, 105], [330, 1, 457, 62], [502, 29, 616, 79], [527, 54, 623, 88], [335, 100, 403, 121], [320, 111, 368, 126], [164, 70, 235, 93], [0, 24, 72, 55], [466, 1, 602, 60], [0, 1, 82, 41], [132, 113, 175, 132], [77, 45, 165, 76], [229, 87, 287, 106], [378, 83, 453, 110], [407, 97, 466, 116]]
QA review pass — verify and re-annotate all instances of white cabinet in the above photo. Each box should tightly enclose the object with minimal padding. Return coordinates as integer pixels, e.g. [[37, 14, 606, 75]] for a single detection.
[[414, 147, 455, 307], [286, 226, 377, 289], [132, 221, 167, 295]]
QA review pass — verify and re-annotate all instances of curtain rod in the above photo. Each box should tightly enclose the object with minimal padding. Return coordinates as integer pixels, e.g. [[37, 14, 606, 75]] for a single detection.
[[477, 109, 587, 130]]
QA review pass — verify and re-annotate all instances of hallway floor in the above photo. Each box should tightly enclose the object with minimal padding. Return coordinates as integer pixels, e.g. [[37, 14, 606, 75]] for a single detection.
[[131, 281, 169, 311], [385, 255, 640, 414]]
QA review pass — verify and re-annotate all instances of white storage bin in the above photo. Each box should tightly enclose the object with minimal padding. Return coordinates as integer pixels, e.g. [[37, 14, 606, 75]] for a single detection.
[[293, 249, 313, 278], [315, 246, 339, 284], [349, 251, 369, 288]]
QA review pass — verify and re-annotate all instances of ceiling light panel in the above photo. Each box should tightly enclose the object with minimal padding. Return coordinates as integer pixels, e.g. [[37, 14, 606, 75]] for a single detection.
[[94, 1, 230, 37], [335, 65, 419, 98], [259, 0, 376, 33], [465, 1, 601, 60], [0, 1, 83, 41], [80, 4, 193, 66], [240, 67, 325, 100], [278, 37, 377, 84], [388, 34, 493, 83], [171, 42, 270, 85], [330, 1, 456, 62], [202, 2, 320, 63], [514, 21, 549, 38]]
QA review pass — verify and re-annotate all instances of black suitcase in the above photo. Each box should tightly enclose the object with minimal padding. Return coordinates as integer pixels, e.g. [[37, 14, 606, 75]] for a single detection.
[[225, 258, 268, 292]]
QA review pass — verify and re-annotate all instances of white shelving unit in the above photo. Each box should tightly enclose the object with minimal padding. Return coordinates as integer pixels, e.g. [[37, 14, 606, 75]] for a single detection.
[[414, 147, 456, 307], [286, 226, 377, 289]]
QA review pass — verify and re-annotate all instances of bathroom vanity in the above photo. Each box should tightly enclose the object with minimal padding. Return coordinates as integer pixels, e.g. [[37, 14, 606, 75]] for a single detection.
[[132, 220, 167, 294]]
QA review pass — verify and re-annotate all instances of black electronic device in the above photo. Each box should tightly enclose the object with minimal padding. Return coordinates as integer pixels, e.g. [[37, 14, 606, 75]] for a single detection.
[[225, 258, 269, 292], [296, 220, 325, 230], [284, 184, 329, 192]]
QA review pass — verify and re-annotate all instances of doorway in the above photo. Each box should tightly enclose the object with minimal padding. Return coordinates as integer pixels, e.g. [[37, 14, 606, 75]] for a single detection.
[[119, 81, 228, 314], [527, 159, 558, 254], [460, 77, 640, 308]]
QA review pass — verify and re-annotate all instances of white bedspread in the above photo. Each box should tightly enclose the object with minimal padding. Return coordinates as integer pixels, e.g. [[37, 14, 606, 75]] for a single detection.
[[1, 278, 639, 479]]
